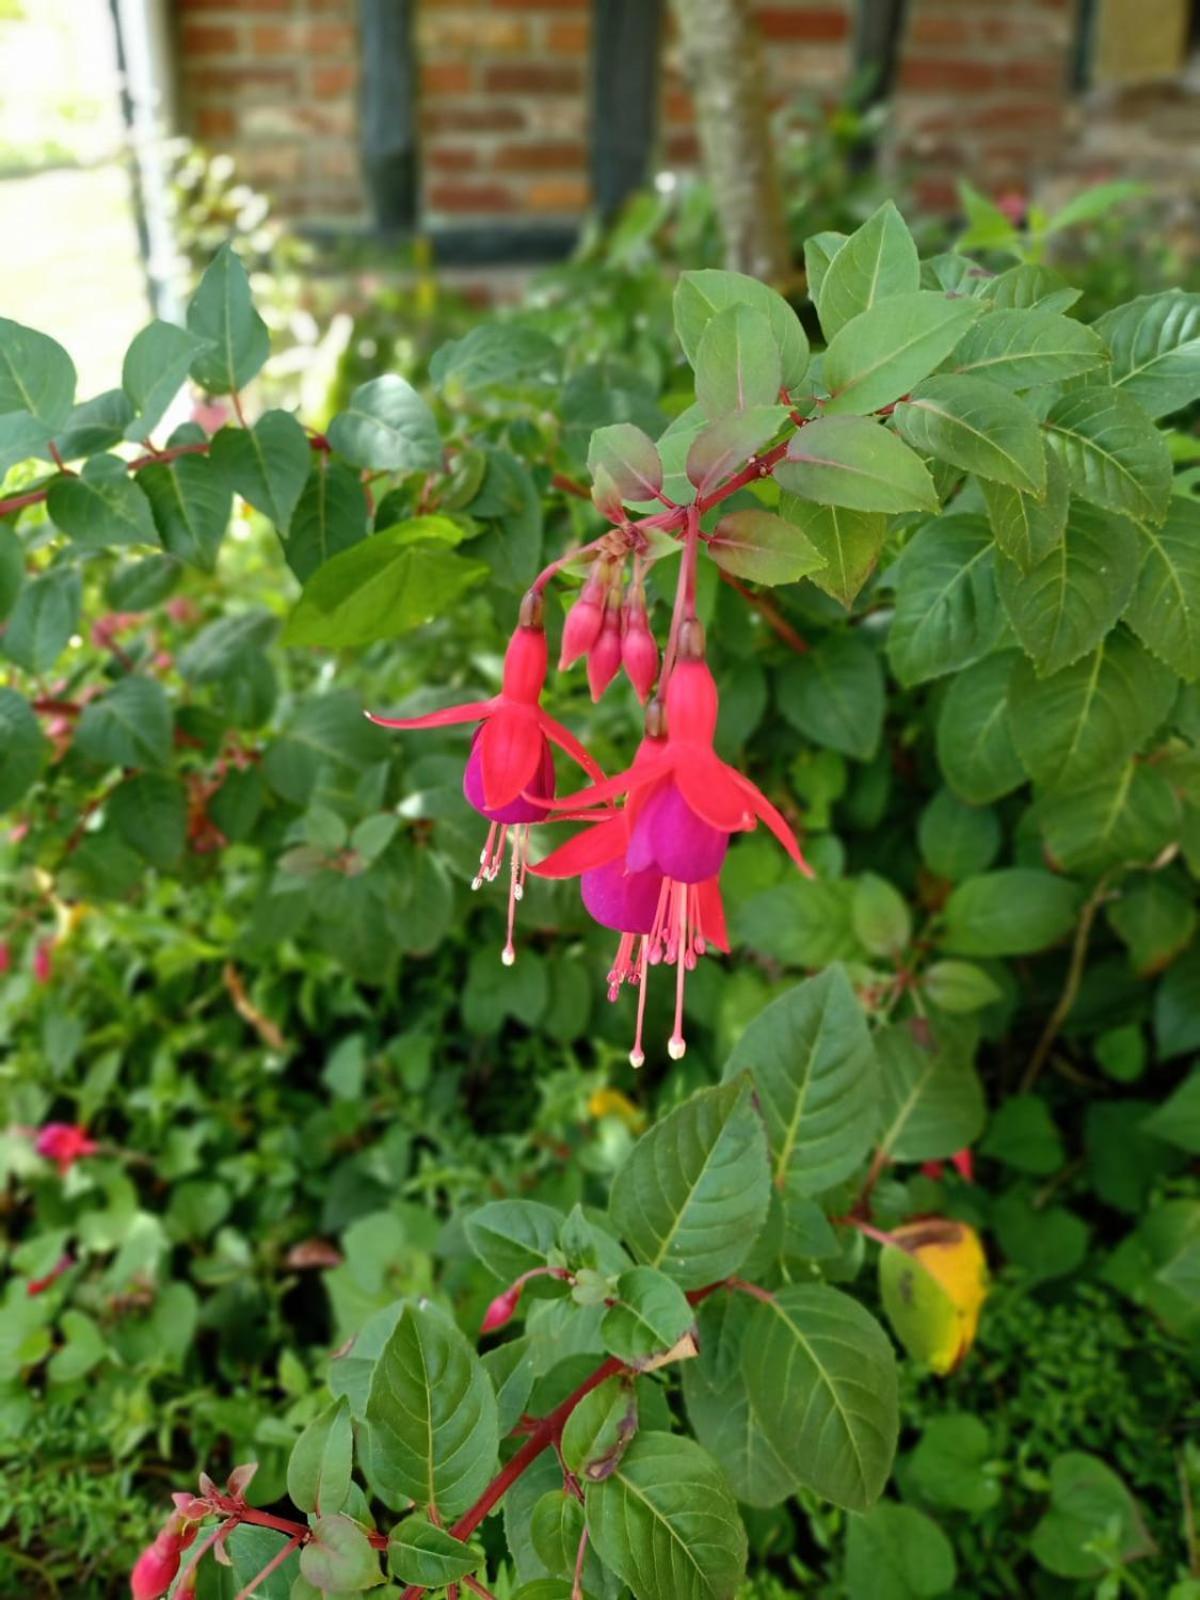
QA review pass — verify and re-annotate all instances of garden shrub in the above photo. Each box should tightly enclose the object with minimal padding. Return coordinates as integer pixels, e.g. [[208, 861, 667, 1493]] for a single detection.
[[0, 198, 1198, 1597]]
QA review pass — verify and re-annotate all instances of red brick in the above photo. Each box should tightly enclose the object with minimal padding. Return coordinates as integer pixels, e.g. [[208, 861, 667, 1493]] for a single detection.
[[195, 105, 236, 138], [428, 181, 517, 212], [1005, 60, 1065, 92], [968, 101, 1062, 131], [426, 146, 481, 172], [665, 131, 702, 163], [422, 61, 474, 94], [546, 20, 588, 52], [756, 7, 848, 42], [249, 24, 297, 54], [181, 22, 238, 54], [899, 58, 998, 91], [419, 15, 529, 50], [663, 86, 695, 124], [914, 176, 959, 211], [909, 14, 971, 46], [312, 63, 356, 97], [422, 104, 527, 134], [307, 21, 357, 54], [493, 140, 587, 172], [483, 62, 583, 93], [523, 177, 590, 212], [188, 65, 298, 94]]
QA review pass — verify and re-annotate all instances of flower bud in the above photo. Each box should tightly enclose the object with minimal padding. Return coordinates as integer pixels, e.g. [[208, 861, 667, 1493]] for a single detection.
[[130, 1533, 182, 1600], [559, 591, 605, 669], [33, 938, 54, 985], [0, 940, 9, 974], [587, 605, 623, 703], [481, 1283, 523, 1334], [620, 604, 659, 704], [500, 621, 548, 705]]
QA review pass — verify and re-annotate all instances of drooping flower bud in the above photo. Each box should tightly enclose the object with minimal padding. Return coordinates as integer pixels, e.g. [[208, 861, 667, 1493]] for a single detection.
[[33, 938, 54, 985], [0, 940, 9, 974], [130, 1531, 182, 1599], [587, 603, 623, 702], [620, 601, 659, 704], [35, 1122, 99, 1173], [559, 574, 606, 670], [481, 1283, 523, 1334]]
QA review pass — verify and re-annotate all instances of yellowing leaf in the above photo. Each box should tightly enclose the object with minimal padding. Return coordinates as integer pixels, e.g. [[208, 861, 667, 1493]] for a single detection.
[[588, 1088, 645, 1132], [879, 1219, 988, 1374]]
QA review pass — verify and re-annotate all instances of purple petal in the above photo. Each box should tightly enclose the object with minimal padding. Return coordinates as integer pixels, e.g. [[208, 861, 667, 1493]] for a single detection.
[[581, 858, 664, 933], [464, 731, 555, 823], [626, 779, 729, 884]]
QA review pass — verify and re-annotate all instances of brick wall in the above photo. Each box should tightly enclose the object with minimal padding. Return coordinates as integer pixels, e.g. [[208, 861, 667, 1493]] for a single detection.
[[890, 0, 1076, 212]]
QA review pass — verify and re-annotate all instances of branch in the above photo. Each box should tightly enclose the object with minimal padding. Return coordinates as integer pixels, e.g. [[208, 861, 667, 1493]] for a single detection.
[[717, 573, 807, 653], [1020, 872, 1114, 1094]]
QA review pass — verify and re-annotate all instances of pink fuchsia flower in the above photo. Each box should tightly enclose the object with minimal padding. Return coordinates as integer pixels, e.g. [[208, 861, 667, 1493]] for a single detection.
[[559, 568, 607, 669], [536, 635, 807, 1062], [33, 938, 54, 985], [35, 1122, 99, 1174], [922, 1149, 975, 1183], [129, 1512, 196, 1600], [367, 595, 604, 965], [27, 1252, 74, 1296]]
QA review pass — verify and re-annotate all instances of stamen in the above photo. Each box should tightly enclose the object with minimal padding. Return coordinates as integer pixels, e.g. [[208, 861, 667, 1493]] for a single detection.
[[668, 883, 688, 1059], [629, 936, 650, 1067], [502, 827, 522, 965]]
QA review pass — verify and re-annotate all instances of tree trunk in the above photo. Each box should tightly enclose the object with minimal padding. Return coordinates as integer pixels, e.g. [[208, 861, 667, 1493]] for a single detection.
[[671, 0, 791, 284]]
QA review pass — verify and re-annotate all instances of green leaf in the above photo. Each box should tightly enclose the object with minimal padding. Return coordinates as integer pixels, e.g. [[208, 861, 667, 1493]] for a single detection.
[[918, 788, 1001, 881], [1094, 290, 1200, 418], [288, 1396, 353, 1516], [179, 609, 277, 683], [431, 322, 560, 390], [609, 1077, 771, 1289], [777, 495, 887, 607], [601, 1266, 696, 1369], [587, 423, 663, 503], [1008, 629, 1175, 789], [0, 316, 76, 429], [980, 1094, 1064, 1174], [979, 450, 1069, 572], [723, 966, 878, 1195], [46, 1309, 108, 1386], [951, 309, 1106, 390], [283, 519, 488, 649], [1155, 946, 1200, 1060], [108, 773, 187, 869], [822, 292, 982, 417], [186, 244, 270, 395], [0, 409, 52, 473], [74, 677, 173, 769], [365, 1301, 499, 1517], [51, 388, 134, 460], [1038, 761, 1179, 874], [2, 566, 81, 674], [585, 1432, 747, 1600], [804, 230, 847, 306], [562, 1374, 639, 1482], [1044, 386, 1172, 525], [1142, 1070, 1200, 1155], [674, 269, 809, 389], [327, 375, 442, 473], [707, 509, 825, 586], [287, 460, 370, 582], [685, 406, 788, 497], [922, 960, 1002, 1014], [1031, 1453, 1153, 1580], [997, 502, 1140, 675], [955, 180, 1020, 254], [464, 1199, 564, 1282], [388, 1516, 480, 1587], [47, 457, 158, 548], [980, 263, 1081, 314], [483, 1338, 535, 1438], [845, 1502, 957, 1600], [139, 453, 231, 572], [1108, 877, 1197, 977], [893, 377, 1046, 493], [121, 320, 211, 439], [876, 1024, 985, 1161], [888, 513, 1003, 687], [105, 553, 180, 610], [777, 417, 938, 514], [816, 201, 920, 341], [0, 690, 46, 809], [681, 1295, 798, 1508], [228, 1526, 301, 1600], [299, 1514, 382, 1592], [940, 869, 1080, 956], [1124, 499, 1200, 680], [853, 874, 911, 958], [695, 304, 782, 419], [778, 633, 884, 760], [211, 410, 310, 530], [740, 1285, 898, 1511], [935, 650, 1024, 804], [530, 1491, 585, 1577], [909, 1415, 1000, 1514]]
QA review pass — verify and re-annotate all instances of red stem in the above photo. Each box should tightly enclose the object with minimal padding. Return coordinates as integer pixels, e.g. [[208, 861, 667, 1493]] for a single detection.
[[233, 1533, 304, 1600]]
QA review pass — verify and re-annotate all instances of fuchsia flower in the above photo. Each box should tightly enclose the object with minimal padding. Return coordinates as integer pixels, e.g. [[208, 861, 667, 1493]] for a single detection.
[[922, 1149, 975, 1183], [536, 625, 811, 1063], [367, 594, 603, 965], [129, 1511, 197, 1600], [35, 1122, 98, 1174]]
